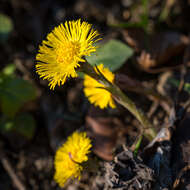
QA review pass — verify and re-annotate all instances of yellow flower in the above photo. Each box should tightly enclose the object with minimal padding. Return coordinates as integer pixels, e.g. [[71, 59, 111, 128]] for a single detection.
[[84, 64, 116, 109], [36, 19, 100, 89], [54, 132, 92, 187]]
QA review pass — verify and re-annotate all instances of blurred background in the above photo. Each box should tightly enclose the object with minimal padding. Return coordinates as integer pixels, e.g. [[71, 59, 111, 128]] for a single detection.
[[1, 0, 190, 189]]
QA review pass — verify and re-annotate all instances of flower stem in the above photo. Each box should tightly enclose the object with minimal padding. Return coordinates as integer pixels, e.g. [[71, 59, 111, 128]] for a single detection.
[[79, 62, 156, 141]]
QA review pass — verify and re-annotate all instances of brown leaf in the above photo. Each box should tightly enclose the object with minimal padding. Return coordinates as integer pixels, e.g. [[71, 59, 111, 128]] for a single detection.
[[86, 116, 118, 161], [86, 115, 130, 161], [86, 117, 117, 136], [123, 29, 189, 71], [149, 32, 189, 65]]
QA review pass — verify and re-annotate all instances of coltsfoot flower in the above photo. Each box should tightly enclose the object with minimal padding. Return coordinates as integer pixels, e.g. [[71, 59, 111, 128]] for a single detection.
[[84, 64, 116, 109], [36, 19, 100, 89], [54, 132, 92, 187]]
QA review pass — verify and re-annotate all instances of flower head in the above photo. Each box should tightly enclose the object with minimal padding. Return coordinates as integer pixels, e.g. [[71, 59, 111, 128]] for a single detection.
[[84, 64, 116, 109], [36, 19, 100, 89], [54, 132, 92, 187]]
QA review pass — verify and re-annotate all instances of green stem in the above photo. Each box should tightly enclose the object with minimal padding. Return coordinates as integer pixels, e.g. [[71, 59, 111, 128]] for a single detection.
[[79, 62, 156, 141], [108, 84, 156, 140], [133, 135, 143, 156]]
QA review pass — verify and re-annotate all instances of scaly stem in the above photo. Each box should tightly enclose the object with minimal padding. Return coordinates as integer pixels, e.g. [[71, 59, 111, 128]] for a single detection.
[[79, 62, 156, 141]]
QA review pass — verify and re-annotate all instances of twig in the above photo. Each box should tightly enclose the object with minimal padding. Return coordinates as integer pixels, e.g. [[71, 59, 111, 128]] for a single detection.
[[1, 156, 26, 190], [172, 164, 190, 189]]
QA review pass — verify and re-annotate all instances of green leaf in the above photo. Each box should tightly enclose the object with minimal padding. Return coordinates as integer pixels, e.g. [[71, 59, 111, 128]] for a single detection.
[[2, 64, 16, 76], [0, 119, 14, 132], [86, 39, 134, 72], [0, 76, 37, 117], [0, 13, 13, 43], [14, 113, 36, 139], [0, 113, 36, 139]]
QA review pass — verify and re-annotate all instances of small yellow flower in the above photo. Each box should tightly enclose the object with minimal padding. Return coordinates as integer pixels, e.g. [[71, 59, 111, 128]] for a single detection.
[[84, 64, 116, 109], [54, 132, 92, 187], [36, 19, 100, 89]]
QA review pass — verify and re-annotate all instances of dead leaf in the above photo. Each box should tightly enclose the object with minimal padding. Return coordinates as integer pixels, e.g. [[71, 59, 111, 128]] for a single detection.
[[149, 32, 189, 65], [85, 114, 131, 161], [123, 29, 189, 71], [86, 116, 118, 161]]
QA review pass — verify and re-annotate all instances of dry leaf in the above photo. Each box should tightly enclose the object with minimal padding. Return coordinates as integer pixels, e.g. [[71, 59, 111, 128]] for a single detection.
[[86, 116, 118, 161], [123, 29, 189, 71]]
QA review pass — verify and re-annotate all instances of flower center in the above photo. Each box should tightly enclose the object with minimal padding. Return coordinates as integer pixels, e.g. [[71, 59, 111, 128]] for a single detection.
[[56, 41, 80, 65]]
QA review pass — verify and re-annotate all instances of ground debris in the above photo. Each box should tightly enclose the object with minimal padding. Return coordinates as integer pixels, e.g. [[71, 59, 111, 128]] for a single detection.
[[171, 112, 190, 190], [104, 149, 154, 190]]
